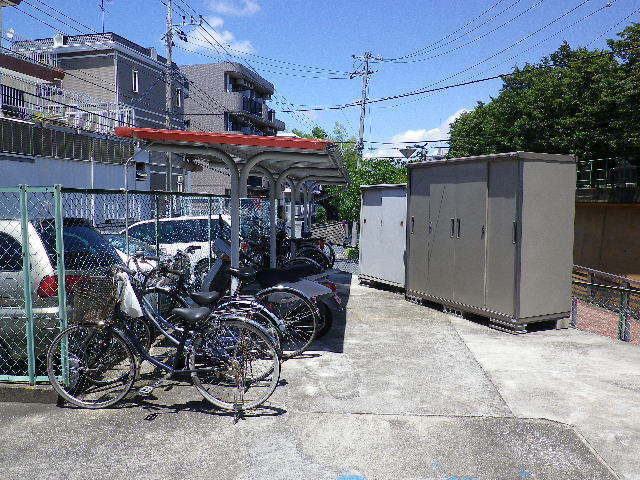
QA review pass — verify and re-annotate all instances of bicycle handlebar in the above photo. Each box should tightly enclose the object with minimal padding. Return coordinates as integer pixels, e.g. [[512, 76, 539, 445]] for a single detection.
[[113, 264, 136, 276]]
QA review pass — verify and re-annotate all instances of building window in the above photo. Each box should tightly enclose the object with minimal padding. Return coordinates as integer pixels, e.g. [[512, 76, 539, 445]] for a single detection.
[[132, 70, 139, 93], [176, 88, 182, 107]]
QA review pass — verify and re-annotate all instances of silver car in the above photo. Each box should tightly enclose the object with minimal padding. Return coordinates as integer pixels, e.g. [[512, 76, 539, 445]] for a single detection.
[[0, 218, 123, 369]]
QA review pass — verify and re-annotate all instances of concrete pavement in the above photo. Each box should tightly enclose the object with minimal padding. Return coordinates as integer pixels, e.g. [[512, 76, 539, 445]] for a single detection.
[[0, 274, 636, 480]]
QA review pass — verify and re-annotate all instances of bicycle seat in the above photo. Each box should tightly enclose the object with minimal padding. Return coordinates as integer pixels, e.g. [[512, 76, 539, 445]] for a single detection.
[[190, 291, 221, 306], [228, 267, 256, 282], [171, 307, 211, 328]]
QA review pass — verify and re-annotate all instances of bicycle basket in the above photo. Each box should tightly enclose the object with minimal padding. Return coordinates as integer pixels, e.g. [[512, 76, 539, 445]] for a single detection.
[[70, 276, 118, 324]]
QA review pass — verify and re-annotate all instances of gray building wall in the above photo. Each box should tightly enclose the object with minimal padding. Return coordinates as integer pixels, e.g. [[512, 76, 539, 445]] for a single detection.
[[181, 62, 285, 135], [181, 62, 285, 194]]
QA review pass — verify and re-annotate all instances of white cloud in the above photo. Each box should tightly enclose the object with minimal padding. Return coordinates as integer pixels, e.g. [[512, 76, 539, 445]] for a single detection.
[[210, 0, 260, 16], [183, 15, 255, 54], [366, 109, 468, 159]]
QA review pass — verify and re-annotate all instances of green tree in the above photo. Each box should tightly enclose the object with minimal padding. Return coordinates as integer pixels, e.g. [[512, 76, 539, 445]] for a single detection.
[[448, 24, 640, 162], [289, 123, 408, 222]]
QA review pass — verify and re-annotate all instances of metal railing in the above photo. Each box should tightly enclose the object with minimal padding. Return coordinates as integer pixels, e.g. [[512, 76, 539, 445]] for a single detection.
[[577, 158, 640, 189], [0, 70, 135, 134], [3, 28, 59, 68], [0, 186, 270, 384], [571, 266, 638, 343]]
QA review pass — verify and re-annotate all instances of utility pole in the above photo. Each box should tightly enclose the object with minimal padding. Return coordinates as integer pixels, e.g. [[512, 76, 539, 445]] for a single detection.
[[163, 2, 201, 194], [351, 52, 383, 164], [164, 0, 174, 193]]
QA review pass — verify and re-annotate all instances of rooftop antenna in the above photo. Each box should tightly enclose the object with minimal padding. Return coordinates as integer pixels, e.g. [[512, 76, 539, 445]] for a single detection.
[[98, 0, 113, 33]]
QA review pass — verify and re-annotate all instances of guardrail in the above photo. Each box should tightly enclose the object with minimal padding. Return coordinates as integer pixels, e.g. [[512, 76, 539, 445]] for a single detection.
[[571, 265, 639, 343]]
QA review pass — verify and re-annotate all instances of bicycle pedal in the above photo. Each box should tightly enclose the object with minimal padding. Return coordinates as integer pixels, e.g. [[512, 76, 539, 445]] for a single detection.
[[138, 385, 155, 397]]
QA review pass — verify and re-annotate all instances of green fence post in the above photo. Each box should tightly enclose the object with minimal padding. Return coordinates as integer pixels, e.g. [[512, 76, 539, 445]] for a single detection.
[[208, 195, 213, 270], [619, 285, 631, 342], [124, 187, 130, 261], [53, 185, 69, 383], [18, 185, 36, 385], [155, 193, 160, 255]]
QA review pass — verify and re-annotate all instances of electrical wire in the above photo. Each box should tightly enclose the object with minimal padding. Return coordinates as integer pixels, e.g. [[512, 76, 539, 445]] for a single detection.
[[16, 0, 226, 122], [383, 0, 548, 64], [373, 0, 621, 110], [169, 0, 350, 75], [392, 0, 510, 60]]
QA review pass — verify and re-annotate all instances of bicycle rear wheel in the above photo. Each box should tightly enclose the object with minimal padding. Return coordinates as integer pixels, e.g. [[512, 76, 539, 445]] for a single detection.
[[47, 324, 137, 409], [189, 319, 280, 411], [255, 287, 319, 358]]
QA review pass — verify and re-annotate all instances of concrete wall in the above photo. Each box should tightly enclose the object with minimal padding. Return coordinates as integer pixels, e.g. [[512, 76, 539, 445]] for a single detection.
[[0, 153, 149, 190], [574, 203, 640, 279]]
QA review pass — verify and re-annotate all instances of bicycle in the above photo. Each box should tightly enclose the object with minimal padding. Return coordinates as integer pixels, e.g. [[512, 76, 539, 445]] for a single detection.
[[134, 250, 320, 359], [46, 268, 281, 411]]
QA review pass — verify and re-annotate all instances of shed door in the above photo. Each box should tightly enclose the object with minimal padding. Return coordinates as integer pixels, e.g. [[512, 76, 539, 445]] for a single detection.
[[485, 160, 518, 315], [360, 190, 383, 279], [453, 161, 488, 307], [407, 175, 429, 294], [381, 190, 407, 286], [427, 165, 456, 300]]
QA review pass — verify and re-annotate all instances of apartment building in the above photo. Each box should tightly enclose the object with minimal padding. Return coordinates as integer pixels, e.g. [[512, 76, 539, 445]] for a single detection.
[[14, 32, 193, 190], [181, 62, 285, 195]]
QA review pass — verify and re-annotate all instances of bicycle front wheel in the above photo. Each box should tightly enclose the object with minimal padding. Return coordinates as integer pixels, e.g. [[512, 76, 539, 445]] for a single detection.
[[255, 287, 319, 358], [189, 319, 280, 411], [47, 324, 137, 409]]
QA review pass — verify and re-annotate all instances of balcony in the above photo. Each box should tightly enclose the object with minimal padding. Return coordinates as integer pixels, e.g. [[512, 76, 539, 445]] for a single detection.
[[3, 29, 58, 68], [0, 70, 134, 135]]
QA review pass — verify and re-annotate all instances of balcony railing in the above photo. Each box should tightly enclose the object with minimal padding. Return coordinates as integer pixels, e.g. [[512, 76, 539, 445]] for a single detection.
[[0, 70, 134, 134], [3, 29, 58, 68]]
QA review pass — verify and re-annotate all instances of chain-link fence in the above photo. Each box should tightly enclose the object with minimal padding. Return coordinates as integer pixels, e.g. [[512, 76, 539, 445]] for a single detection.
[[0, 185, 270, 384], [571, 266, 640, 344], [309, 221, 359, 274]]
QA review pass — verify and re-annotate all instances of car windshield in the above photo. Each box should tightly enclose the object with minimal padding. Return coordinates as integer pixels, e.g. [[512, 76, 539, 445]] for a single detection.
[[38, 221, 123, 272], [105, 234, 157, 255]]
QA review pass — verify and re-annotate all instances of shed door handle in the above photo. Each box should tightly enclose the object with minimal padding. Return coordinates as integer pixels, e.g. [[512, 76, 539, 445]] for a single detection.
[[456, 218, 461, 238], [450, 218, 455, 238], [513, 221, 518, 244], [410, 216, 414, 234]]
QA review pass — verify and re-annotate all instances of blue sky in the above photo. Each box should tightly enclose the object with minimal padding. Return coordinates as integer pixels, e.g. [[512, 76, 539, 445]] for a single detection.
[[5, 0, 639, 156]]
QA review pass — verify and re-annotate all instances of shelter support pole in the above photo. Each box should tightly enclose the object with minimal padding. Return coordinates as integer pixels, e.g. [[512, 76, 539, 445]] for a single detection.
[[289, 180, 299, 242], [146, 145, 242, 285], [253, 165, 278, 269]]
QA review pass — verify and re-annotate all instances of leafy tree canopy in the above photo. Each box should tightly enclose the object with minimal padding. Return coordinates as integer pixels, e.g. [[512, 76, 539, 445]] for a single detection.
[[290, 123, 407, 222], [448, 23, 640, 162]]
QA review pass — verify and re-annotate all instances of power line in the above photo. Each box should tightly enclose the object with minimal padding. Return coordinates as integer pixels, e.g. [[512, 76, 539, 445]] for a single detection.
[[397, 0, 608, 96], [281, 46, 633, 113], [281, 75, 508, 112], [383, 0, 548, 64], [372, 0, 621, 111], [170, 0, 319, 130], [192, 13, 319, 131], [392, 0, 510, 60], [16, 0, 225, 121], [167, 0, 350, 76], [174, 43, 351, 80]]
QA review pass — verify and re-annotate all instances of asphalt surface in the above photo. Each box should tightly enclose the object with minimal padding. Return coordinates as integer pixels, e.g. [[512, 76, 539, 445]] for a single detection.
[[1, 272, 636, 480]]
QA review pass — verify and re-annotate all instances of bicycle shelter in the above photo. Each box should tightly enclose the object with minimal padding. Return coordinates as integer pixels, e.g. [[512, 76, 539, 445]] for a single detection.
[[115, 127, 349, 277]]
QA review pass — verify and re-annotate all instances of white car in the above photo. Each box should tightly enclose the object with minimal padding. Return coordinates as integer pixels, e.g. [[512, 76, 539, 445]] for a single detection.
[[120, 215, 232, 281], [103, 234, 159, 273]]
